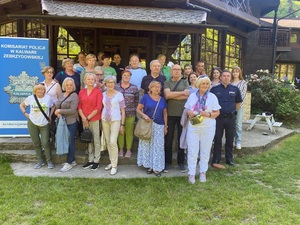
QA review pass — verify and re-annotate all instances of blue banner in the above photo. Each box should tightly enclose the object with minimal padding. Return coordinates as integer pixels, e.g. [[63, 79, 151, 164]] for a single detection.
[[0, 37, 49, 136]]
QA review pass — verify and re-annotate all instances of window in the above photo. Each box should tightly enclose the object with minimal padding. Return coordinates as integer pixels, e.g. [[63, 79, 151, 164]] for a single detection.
[[200, 28, 221, 74], [25, 20, 46, 38], [276, 64, 295, 82], [290, 33, 298, 43], [225, 33, 243, 71], [57, 27, 81, 61], [0, 21, 17, 36]]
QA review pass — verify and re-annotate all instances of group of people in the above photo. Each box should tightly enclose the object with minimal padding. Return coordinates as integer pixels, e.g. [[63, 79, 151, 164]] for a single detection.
[[19, 51, 247, 183]]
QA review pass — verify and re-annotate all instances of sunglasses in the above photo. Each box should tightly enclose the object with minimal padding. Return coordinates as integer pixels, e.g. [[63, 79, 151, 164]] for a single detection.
[[35, 82, 45, 86]]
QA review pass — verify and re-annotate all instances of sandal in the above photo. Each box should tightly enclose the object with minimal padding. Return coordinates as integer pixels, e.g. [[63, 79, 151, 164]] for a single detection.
[[147, 169, 153, 174], [153, 171, 161, 177]]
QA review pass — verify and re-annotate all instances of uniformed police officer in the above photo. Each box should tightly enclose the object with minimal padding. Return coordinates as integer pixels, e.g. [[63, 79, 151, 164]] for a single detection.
[[210, 69, 242, 168]]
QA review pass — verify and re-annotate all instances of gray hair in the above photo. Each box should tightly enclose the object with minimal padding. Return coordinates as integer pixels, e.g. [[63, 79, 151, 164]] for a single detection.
[[150, 59, 161, 67], [94, 66, 103, 73], [103, 75, 116, 84]]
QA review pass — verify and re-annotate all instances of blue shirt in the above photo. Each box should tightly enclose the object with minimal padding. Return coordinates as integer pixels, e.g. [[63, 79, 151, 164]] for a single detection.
[[210, 83, 242, 114], [140, 94, 167, 125]]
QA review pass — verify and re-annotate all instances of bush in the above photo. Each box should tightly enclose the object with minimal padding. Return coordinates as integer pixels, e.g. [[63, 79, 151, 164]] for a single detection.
[[247, 70, 300, 123]]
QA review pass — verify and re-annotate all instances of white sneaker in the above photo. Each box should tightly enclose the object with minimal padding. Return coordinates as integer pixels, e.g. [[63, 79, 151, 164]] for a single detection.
[[236, 144, 241, 150], [60, 163, 73, 172], [110, 167, 117, 175], [188, 175, 195, 184], [62, 161, 77, 167], [199, 173, 206, 182], [105, 164, 112, 171]]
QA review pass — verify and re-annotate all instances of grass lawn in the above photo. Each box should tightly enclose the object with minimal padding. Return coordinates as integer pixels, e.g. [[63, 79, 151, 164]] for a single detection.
[[1, 135, 300, 224]]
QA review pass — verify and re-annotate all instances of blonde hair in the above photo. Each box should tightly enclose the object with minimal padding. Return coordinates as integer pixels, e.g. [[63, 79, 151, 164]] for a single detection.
[[85, 54, 96, 62], [41, 66, 54, 75], [84, 73, 96, 82], [148, 81, 161, 94], [232, 66, 244, 80], [195, 76, 211, 89], [33, 83, 46, 95], [62, 77, 76, 92], [62, 58, 74, 68]]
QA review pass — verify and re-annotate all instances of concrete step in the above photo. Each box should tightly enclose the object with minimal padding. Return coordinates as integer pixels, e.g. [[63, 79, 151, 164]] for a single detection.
[[0, 149, 138, 165]]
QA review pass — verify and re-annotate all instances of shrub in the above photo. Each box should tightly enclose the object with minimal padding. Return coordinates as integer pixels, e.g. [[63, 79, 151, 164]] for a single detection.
[[247, 70, 300, 123]]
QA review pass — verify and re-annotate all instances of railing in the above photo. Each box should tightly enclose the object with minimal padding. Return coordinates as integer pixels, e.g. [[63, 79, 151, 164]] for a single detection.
[[220, 0, 252, 14], [258, 29, 291, 47]]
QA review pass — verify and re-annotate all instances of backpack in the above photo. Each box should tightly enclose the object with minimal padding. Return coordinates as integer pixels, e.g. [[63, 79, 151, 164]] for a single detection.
[[80, 128, 93, 143]]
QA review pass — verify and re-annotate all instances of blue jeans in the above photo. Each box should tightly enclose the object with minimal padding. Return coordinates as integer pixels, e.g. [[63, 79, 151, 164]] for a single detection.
[[235, 106, 244, 146], [67, 121, 78, 164]]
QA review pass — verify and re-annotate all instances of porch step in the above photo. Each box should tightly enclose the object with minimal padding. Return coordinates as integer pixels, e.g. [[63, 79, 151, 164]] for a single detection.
[[0, 149, 138, 165]]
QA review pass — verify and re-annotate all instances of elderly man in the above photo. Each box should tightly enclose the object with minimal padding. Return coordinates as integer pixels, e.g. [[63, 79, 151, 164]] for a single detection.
[[210, 69, 242, 168], [164, 64, 190, 172], [141, 59, 166, 96]]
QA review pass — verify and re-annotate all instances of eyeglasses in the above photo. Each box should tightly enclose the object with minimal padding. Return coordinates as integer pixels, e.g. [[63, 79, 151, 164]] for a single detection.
[[106, 81, 115, 84], [96, 73, 104, 76]]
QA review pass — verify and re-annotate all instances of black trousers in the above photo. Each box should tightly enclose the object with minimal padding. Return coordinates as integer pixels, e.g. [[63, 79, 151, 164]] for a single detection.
[[164, 116, 185, 165], [212, 115, 236, 163]]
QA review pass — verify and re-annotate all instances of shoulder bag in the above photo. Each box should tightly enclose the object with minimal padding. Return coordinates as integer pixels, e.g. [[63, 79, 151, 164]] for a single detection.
[[134, 97, 160, 140]]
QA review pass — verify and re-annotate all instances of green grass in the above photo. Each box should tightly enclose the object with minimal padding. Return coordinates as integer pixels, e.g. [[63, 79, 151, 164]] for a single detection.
[[1, 135, 300, 224]]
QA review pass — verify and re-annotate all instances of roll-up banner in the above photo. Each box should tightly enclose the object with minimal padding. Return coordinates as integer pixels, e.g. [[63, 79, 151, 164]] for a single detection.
[[0, 37, 49, 136]]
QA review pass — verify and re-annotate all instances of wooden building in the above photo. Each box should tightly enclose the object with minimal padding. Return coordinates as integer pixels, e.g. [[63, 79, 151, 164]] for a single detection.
[[0, 0, 280, 74]]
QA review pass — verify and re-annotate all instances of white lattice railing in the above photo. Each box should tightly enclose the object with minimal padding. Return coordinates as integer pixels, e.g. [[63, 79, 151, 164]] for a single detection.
[[220, 0, 252, 15]]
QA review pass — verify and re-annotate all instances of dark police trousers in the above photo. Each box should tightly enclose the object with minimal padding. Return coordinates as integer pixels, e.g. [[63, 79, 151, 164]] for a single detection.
[[164, 116, 185, 165], [212, 114, 236, 163]]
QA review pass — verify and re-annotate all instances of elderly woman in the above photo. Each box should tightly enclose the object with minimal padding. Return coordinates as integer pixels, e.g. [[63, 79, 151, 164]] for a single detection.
[[55, 78, 79, 172], [136, 81, 168, 177], [54, 58, 81, 94], [41, 66, 61, 103], [231, 66, 247, 150], [94, 66, 106, 92], [19, 83, 55, 169], [185, 76, 221, 184], [78, 73, 103, 171], [102, 75, 126, 175], [115, 70, 139, 158]]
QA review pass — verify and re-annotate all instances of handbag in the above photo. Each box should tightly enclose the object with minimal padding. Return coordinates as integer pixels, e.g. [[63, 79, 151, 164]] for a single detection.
[[189, 91, 207, 125], [189, 115, 204, 125], [134, 97, 160, 140], [80, 128, 93, 143], [55, 116, 69, 155]]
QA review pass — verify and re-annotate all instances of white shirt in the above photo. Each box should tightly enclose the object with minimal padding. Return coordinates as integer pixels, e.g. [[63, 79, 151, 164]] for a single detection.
[[184, 92, 221, 127], [24, 94, 54, 126]]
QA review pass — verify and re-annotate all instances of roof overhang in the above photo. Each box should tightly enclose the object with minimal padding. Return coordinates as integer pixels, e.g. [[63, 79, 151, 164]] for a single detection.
[[33, 0, 208, 33]]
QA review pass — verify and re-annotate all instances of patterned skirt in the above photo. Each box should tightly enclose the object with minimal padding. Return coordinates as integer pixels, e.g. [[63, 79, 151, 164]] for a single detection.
[[137, 122, 165, 172]]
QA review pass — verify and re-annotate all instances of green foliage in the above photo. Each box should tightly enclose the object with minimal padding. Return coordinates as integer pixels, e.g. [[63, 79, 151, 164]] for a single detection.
[[267, 0, 300, 18], [247, 70, 300, 123]]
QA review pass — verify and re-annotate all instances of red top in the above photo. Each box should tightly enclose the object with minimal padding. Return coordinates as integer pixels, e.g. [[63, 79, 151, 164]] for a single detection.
[[78, 88, 103, 121]]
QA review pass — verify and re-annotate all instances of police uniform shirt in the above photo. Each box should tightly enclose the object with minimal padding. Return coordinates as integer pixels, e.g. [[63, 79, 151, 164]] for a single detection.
[[210, 83, 242, 114]]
